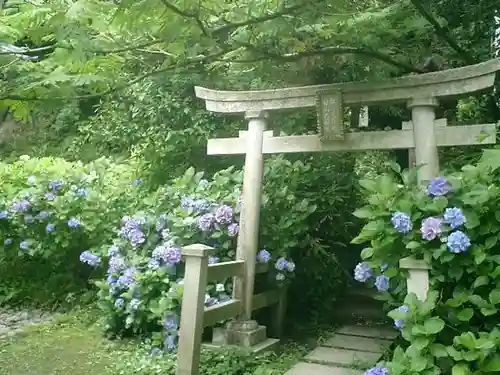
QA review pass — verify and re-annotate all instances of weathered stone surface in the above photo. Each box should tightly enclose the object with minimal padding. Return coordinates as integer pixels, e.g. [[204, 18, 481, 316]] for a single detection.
[[306, 346, 381, 367], [324, 334, 392, 353], [336, 325, 398, 340], [286, 362, 363, 375], [0, 308, 57, 339]]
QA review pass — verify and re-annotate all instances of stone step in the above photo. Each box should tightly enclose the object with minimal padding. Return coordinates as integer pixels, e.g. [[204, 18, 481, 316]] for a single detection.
[[336, 325, 398, 341], [306, 346, 381, 367], [334, 305, 388, 324], [324, 334, 392, 353], [286, 362, 363, 375]]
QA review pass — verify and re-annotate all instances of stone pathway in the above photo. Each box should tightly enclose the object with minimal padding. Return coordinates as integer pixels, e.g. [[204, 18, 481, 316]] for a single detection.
[[285, 325, 397, 375], [0, 308, 58, 339]]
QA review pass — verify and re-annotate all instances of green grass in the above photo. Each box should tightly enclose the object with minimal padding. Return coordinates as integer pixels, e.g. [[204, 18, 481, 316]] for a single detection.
[[0, 310, 122, 375]]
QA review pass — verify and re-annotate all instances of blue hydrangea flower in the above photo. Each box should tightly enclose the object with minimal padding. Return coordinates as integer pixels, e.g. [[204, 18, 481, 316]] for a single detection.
[[0, 210, 10, 219], [421, 217, 442, 240], [375, 275, 390, 292], [257, 249, 271, 263], [148, 258, 160, 270], [45, 223, 56, 233], [443, 207, 466, 229], [23, 214, 35, 224], [380, 264, 388, 272], [390, 212, 413, 233], [215, 205, 233, 224], [192, 199, 211, 213], [276, 273, 285, 281], [227, 223, 239, 237], [36, 211, 51, 220], [164, 334, 177, 352], [447, 230, 471, 253], [180, 196, 194, 208], [49, 180, 64, 191], [163, 313, 179, 331], [68, 217, 81, 228], [354, 262, 373, 282], [198, 179, 209, 189], [27, 176, 37, 185], [114, 298, 124, 308], [286, 261, 295, 272], [205, 294, 219, 307], [19, 240, 30, 250], [12, 199, 30, 212], [119, 216, 146, 247], [4, 238, 12, 246], [150, 347, 163, 356], [275, 257, 288, 271], [79, 250, 101, 267], [198, 213, 215, 232], [363, 366, 389, 375], [129, 298, 141, 310], [108, 255, 126, 274], [427, 177, 452, 197], [107, 275, 117, 285], [208, 256, 219, 264], [133, 179, 142, 186], [107, 245, 119, 257], [75, 188, 88, 197], [394, 305, 409, 329], [45, 192, 55, 201], [116, 267, 136, 288], [152, 245, 182, 265]]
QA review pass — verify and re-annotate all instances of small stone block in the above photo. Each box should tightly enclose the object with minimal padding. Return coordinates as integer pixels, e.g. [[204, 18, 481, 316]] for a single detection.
[[286, 362, 363, 375], [324, 334, 391, 353], [336, 325, 398, 340], [226, 325, 267, 347], [306, 347, 381, 367]]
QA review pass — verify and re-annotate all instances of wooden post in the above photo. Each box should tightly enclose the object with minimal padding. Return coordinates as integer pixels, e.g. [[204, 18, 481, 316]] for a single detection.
[[177, 244, 214, 375], [400, 97, 439, 301], [271, 287, 288, 338], [233, 110, 267, 321]]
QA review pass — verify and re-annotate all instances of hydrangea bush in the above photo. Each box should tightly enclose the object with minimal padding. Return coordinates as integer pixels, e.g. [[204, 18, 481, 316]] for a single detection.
[[352, 159, 500, 375], [0, 156, 144, 304], [82, 165, 303, 352]]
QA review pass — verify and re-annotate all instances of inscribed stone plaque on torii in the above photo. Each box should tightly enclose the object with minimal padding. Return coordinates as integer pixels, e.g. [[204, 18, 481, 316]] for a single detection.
[[316, 90, 344, 142]]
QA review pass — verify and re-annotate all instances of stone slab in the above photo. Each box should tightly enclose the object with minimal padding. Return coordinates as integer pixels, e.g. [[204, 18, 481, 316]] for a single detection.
[[324, 334, 392, 353], [336, 325, 398, 340], [286, 362, 363, 375], [306, 346, 381, 367]]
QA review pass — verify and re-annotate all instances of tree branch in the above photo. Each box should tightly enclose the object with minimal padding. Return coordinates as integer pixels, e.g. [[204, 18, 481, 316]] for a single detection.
[[158, 0, 209, 36], [409, 0, 476, 64]]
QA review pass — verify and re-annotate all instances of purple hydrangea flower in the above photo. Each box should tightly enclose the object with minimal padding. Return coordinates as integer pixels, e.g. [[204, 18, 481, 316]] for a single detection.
[[163, 313, 179, 331], [108, 255, 126, 274], [49, 180, 64, 191], [118, 216, 146, 247], [375, 275, 390, 292], [427, 177, 452, 197], [391, 212, 412, 233], [443, 207, 466, 229], [447, 230, 471, 253], [19, 240, 30, 250], [354, 262, 373, 282], [363, 366, 389, 375], [0, 210, 9, 219], [79, 250, 101, 267], [4, 238, 12, 246], [227, 223, 239, 237], [68, 217, 81, 228], [116, 267, 136, 288], [276, 273, 285, 281], [420, 217, 443, 240], [198, 213, 215, 232], [12, 199, 30, 212], [152, 245, 182, 265], [208, 256, 219, 264], [275, 257, 288, 271], [215, 205, 233, 224], [45, 192, 55, 201], [394, 305, 409, 329], [45, 223, 56, 232], [257, 249, 271, 263]]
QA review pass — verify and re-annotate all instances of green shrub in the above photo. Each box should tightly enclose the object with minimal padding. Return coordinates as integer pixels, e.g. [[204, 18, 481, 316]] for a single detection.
[[86, 158, 317, 349], [0, 156, 145, 305], [352, 153, 500, 375]]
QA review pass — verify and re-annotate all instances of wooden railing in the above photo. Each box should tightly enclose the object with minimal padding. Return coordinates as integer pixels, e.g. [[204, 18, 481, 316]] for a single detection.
[[176, 244, 286, 375]]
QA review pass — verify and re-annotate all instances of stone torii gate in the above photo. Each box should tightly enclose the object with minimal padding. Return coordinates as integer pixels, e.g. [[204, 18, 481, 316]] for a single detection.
[[192, 58, 500, 341]]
